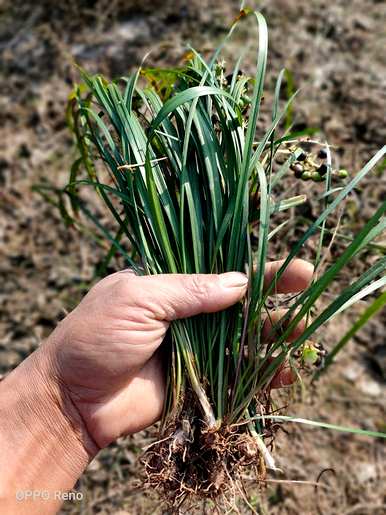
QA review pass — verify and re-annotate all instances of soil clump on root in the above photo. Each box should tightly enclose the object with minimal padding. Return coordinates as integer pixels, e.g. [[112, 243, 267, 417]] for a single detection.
[[142, 412, 266, 509]]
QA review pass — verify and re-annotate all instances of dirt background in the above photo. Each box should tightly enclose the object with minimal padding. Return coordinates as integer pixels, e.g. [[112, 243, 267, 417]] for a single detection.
[[0, 0, 385, 513]]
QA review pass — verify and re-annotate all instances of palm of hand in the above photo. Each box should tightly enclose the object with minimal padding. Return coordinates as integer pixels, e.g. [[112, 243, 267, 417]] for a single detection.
[[50, 273, 168, 447]]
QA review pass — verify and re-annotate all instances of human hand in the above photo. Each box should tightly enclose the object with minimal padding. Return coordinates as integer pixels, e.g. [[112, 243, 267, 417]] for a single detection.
[[38, 260, 313, 451], [0, 261, 313, 514]]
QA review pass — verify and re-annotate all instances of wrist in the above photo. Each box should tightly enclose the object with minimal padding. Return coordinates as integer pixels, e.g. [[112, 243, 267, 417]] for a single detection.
[[0, 340, 98, 507]]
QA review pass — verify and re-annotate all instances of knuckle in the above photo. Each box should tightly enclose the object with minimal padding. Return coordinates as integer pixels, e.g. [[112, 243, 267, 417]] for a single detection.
[[107, 273, 135, 300], [185, 275, 212, 300]]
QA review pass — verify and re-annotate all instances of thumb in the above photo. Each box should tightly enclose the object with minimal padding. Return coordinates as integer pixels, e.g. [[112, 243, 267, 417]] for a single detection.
[[129, 272, 248, 321]]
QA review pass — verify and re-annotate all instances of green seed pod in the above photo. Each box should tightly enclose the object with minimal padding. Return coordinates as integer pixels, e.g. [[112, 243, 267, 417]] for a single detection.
[[302, 343, 319, 366], [311, 172, 323, 182], [301, 171, 312, 181], [338, 169, 349, 178]]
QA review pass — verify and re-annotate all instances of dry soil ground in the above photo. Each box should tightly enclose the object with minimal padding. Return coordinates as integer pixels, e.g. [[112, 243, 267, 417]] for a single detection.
[[0, 1, 385, 514]]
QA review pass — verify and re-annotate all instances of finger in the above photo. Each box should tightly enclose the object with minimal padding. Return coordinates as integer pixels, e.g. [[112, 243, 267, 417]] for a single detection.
[[264, 259, 314, 294], [122, 272, 248, 321], [262, 309, 306, 343], [270, 365, 297, 389]]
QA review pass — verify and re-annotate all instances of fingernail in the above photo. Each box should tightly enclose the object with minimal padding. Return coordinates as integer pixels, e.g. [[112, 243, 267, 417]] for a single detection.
[[219, 272, 248, 289]]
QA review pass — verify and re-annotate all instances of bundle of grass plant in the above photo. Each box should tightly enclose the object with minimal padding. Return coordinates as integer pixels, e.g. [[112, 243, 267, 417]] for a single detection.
[[57, 7, 386, 508]]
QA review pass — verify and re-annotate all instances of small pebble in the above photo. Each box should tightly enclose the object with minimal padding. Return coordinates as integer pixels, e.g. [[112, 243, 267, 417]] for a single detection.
[[343, 362, 365, 382], [357, 377, 382, 397], [354, 462, 378, 483]]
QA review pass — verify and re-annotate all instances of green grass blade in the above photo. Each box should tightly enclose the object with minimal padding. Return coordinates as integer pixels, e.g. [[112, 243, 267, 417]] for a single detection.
[[251, 415, 386, 439]]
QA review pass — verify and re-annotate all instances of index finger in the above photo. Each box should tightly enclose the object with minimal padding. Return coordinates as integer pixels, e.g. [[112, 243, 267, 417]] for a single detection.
[[264, 259, 314, 294]]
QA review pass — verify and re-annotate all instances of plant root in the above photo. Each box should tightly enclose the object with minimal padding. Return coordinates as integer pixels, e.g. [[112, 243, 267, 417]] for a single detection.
[[141, 416, 267, 510]]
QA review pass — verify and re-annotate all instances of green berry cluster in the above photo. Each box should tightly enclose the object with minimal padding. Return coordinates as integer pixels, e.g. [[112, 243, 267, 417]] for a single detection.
[[289, 145, 349, 183]]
